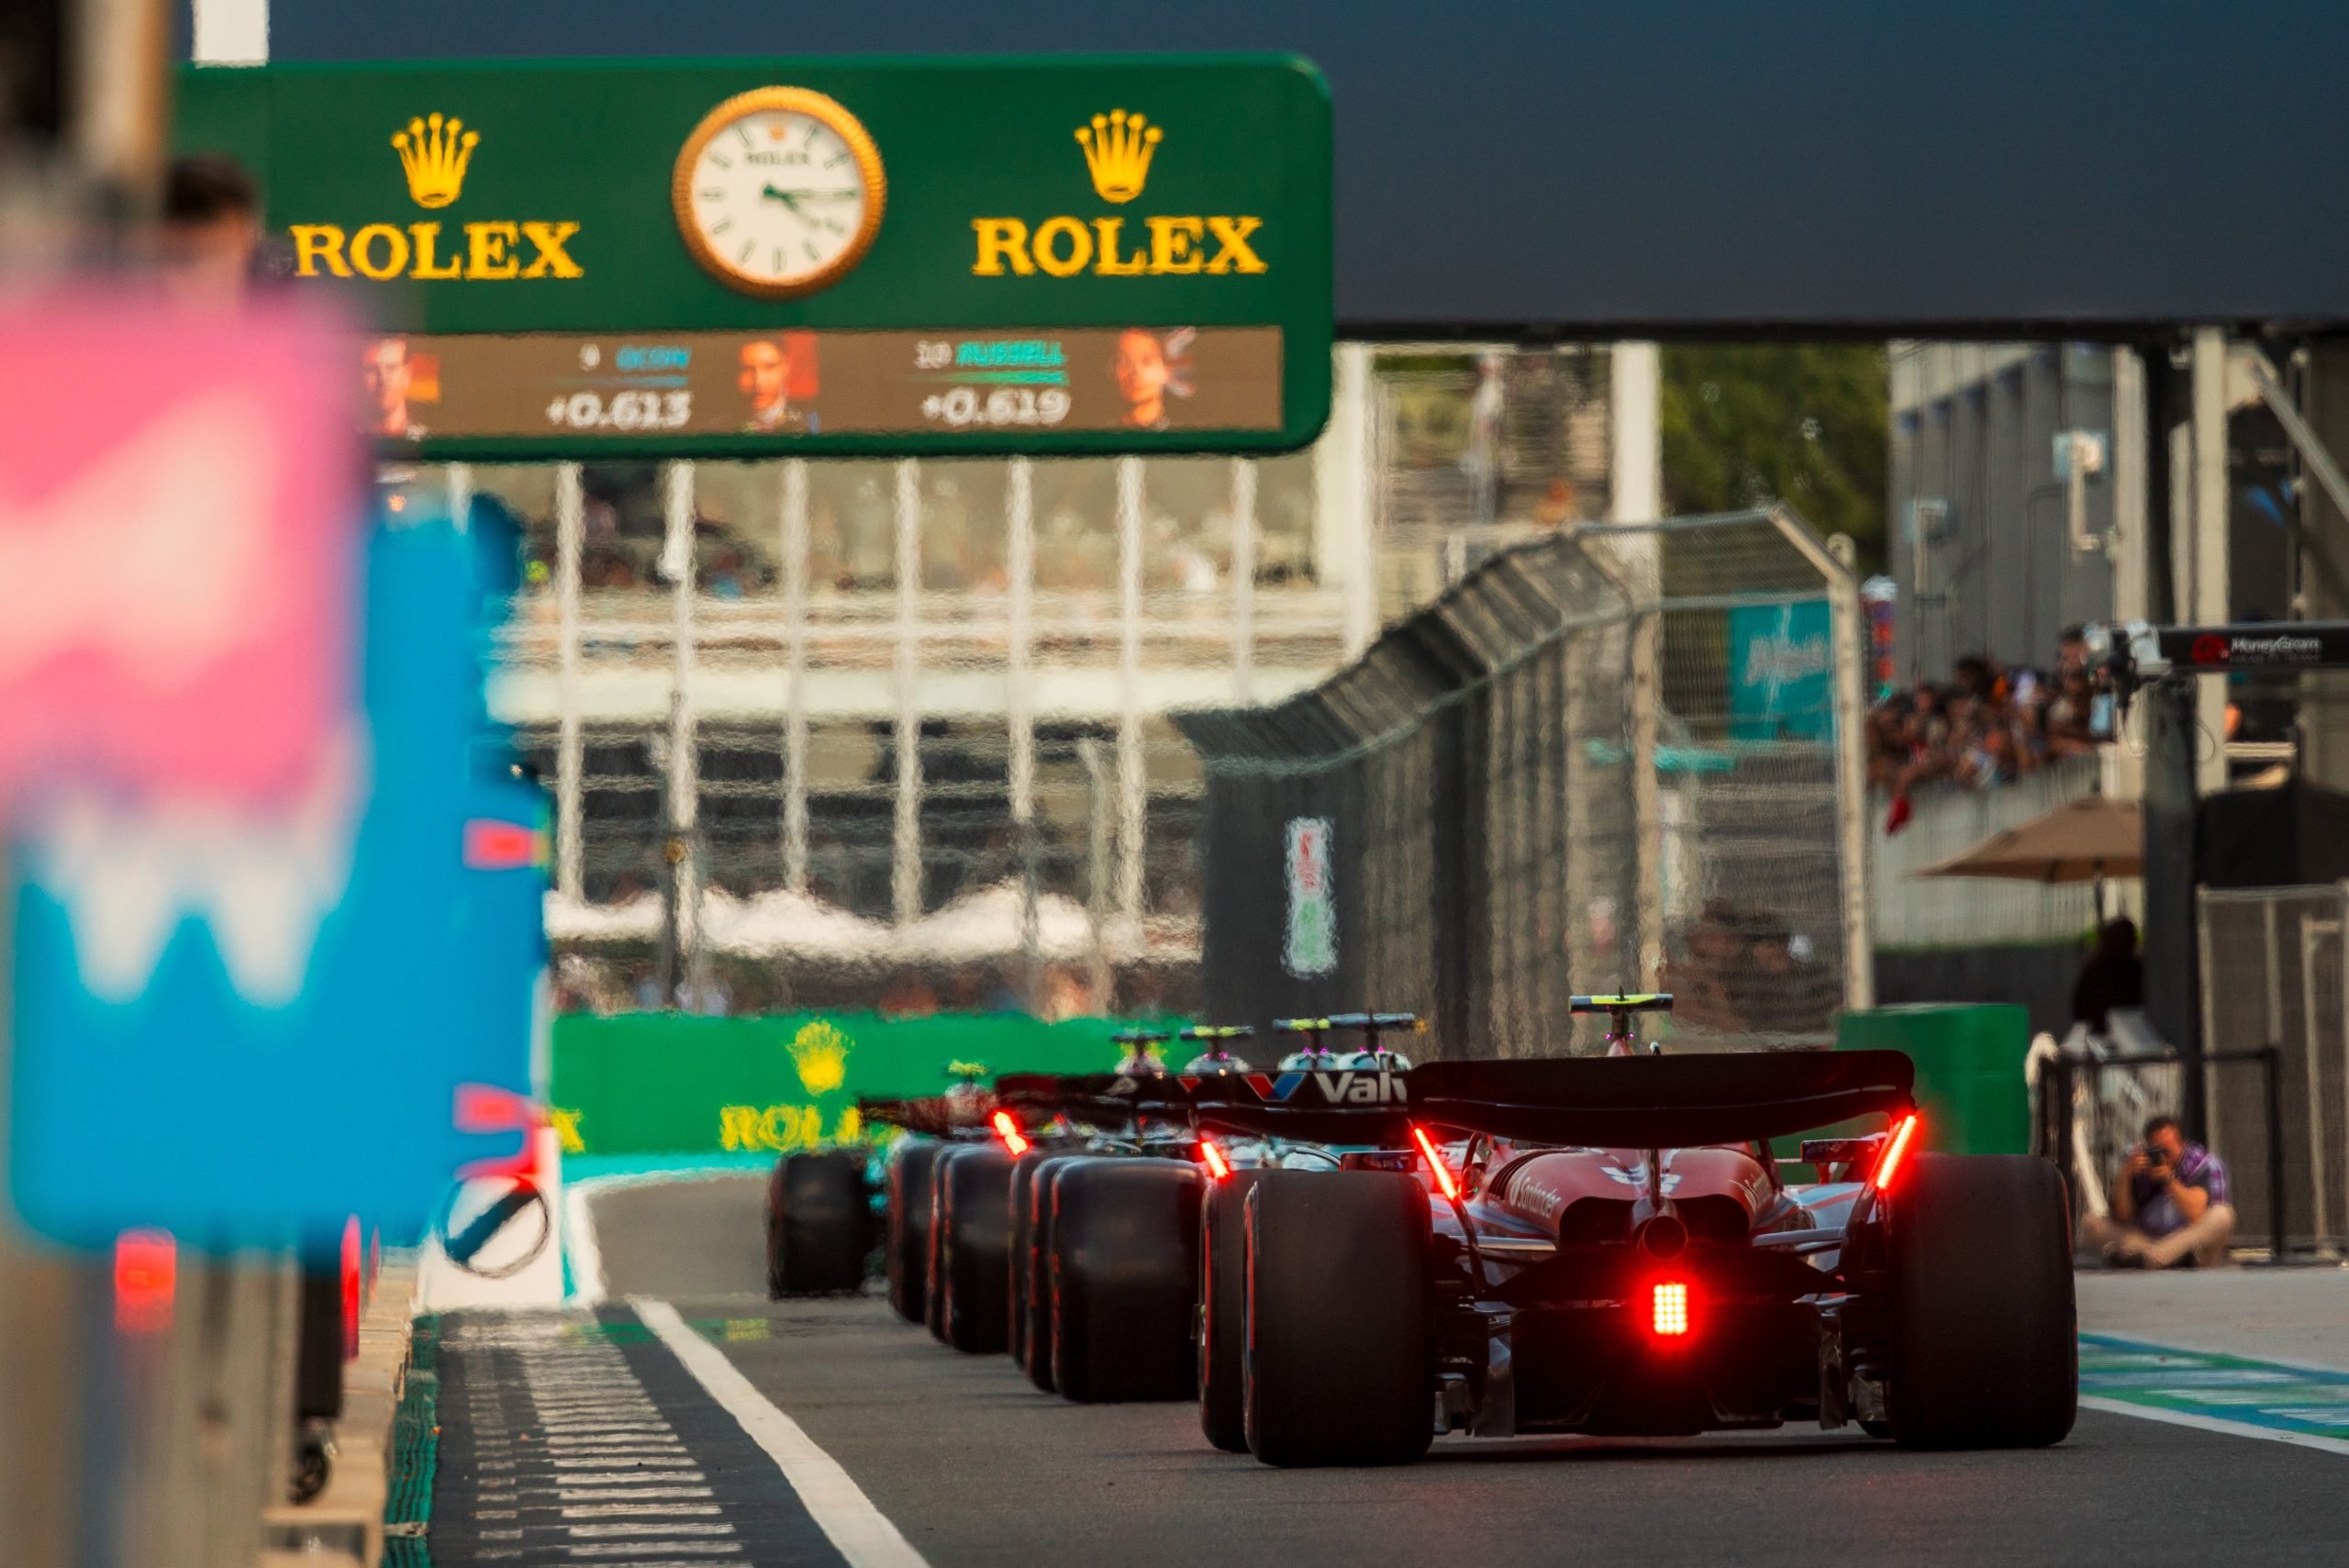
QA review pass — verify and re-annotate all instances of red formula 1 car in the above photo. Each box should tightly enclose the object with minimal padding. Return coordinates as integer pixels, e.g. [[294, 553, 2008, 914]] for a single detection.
[[1191, 997, 2076, 1467]]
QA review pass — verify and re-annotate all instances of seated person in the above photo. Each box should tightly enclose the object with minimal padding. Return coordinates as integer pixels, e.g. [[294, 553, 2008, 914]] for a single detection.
[[2085, 1115, 2235, 1268]]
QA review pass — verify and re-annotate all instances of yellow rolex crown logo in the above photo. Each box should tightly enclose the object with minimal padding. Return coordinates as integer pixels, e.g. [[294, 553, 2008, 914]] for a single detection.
[[1075, 108, 1163, 204], [392, 113, 480, 209], [788, 1019, 852, 1096]]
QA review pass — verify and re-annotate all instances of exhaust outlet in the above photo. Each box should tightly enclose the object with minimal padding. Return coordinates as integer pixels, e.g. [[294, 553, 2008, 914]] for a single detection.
[[1634, 1212, 1688, 1261]]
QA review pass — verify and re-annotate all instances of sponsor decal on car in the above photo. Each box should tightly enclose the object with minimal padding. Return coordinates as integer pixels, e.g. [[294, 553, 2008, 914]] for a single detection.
[[1247, 1069, 1408, 1105]]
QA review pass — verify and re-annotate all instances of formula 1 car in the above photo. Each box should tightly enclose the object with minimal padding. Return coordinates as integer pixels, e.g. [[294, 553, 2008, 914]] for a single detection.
[[1191, 995, 2076, 1466], [996, 1049, 1209, 1401], [763, 1085, 982, 1306]]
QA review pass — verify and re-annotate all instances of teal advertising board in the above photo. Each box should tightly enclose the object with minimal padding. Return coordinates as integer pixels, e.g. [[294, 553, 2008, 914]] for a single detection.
[[176, 56, 1333, 459], [1728, 598, 1832, 741]]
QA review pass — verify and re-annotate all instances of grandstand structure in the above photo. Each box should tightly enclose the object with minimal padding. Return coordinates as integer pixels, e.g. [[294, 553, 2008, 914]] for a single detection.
[[403, 344, 1628, 1016]]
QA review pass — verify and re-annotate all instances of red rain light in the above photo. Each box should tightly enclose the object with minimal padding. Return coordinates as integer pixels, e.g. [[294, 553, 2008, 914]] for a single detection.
[[991, 1109, 1030, 1157], [1199, 1139, 1231, 1181], [1651, 1280, 1690, 1337], [1873, 1113, 1921, 1192], [115, 1229, 176, 1336], [1411, 1125, 1460, 1202], [341, 1214, 363, 1359]]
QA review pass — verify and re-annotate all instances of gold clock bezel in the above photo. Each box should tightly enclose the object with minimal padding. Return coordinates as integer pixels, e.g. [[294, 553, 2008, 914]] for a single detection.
[[672, 86, 887, 299]]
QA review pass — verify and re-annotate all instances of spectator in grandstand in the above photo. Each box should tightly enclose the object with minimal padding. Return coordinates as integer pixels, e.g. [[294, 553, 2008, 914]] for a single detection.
[[2056, 624, 2092, 677], [2071, 916, 2143, 1035], [2086, 1114, 2236, 1268], [2043, 668, 2102, 758], [1731, 922, 1830, 1036], [705, 548, 749, 599], [1663, 899, 1752, 1033], [677, 971, 733, 1017], [1874, 636, 2115, 828], [878, 974, 941, 1019]]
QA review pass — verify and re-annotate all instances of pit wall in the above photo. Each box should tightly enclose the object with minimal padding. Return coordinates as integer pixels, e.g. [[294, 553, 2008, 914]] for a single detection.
[[551, 1012, 1174, 1155]]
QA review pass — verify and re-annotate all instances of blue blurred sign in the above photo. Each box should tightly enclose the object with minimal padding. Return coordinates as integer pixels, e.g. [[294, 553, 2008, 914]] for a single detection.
[[7, 498, 546, 1248], [1728, 599, 1832, 741]]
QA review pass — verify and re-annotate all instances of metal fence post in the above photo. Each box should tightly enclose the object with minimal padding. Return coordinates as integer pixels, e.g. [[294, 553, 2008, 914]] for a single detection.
[[2264, 1044, 2288, 1259], [1771, 506, 1875, 1012]]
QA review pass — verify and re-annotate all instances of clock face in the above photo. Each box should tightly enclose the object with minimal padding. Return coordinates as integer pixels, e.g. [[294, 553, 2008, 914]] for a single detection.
[[673, 88, 886, 298]]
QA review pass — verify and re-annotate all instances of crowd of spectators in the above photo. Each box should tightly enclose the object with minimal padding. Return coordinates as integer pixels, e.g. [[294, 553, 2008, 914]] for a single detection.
[[1867, 628, 2106, 820]]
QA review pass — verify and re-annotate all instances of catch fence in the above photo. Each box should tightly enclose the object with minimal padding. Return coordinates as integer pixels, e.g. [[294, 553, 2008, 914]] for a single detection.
[[2199, 884, 2349, 1251], [1174, 508, 1869, 1058]]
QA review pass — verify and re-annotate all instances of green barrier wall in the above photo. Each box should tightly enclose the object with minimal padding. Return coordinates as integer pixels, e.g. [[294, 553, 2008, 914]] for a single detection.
[[551, 1011, 1172, 1155], [1836, 1004, 2032, 1156]]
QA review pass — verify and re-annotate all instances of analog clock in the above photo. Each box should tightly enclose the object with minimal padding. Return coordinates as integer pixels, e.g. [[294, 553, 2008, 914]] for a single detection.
[[673, 87, 886, 298]]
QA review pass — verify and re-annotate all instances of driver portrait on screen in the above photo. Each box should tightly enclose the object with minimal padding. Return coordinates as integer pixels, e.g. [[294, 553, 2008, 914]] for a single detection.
[[362, 335, 425, 439], [739, 337, 809, 433], [1113, 327, 1193, 430]]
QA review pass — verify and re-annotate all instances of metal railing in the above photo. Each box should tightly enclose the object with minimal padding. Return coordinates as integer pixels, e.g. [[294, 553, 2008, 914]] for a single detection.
[[1870, 754, 2104, 949]]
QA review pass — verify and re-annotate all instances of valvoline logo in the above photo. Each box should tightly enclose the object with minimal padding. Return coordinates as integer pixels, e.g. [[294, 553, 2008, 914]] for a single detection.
[[1246, 1070, 1408, 1105]]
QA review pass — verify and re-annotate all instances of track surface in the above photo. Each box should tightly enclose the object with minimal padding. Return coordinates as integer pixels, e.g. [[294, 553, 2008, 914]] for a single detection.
[[426, 1174, 2349, 1567]]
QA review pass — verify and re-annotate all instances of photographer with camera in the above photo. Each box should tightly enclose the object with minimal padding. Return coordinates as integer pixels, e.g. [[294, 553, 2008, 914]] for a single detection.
[[2087, 1115, 2236, 1268]]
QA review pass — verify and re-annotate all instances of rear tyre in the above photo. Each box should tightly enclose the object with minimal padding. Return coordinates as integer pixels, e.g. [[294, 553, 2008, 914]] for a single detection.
[[765, 1151, 870, 1297], [1022, 1157, 1088, 1391], [1244, 1170, 1432, 1467], [926, 1146, 978, 1340], [1198, 1168, 1264, 1451], [1050, 1161, 1204, 1403], [885, 1141, 944, 1324], [940, 1146, 1015, 1353], [1005, 1151, 1056, 1369], [1887, 1152, 2076, 1449]]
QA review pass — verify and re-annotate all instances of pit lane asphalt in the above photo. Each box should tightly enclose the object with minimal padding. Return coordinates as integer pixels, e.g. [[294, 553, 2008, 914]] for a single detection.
[[429, 1174, 2349, 1567]]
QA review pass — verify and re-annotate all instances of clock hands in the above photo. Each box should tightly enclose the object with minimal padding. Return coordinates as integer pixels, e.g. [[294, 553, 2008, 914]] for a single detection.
[[759, 183, 859, 211]]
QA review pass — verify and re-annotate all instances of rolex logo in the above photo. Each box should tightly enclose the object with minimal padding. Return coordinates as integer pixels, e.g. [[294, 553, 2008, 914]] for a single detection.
[[788, 1019, 852, 1096], [1075, 108, 1162, 204], [393, 113, 480, 209]]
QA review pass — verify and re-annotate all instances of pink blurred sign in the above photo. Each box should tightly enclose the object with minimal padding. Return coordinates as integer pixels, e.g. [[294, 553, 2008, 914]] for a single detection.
[[0, 295, 358, 806]]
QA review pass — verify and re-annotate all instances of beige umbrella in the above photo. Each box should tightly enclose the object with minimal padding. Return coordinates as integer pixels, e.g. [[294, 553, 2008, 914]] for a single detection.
[[1918, 795, 2143, 883]]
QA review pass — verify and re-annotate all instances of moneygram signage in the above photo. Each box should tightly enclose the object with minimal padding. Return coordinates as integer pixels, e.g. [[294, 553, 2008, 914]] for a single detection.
[[176, 57, 1333, 458]]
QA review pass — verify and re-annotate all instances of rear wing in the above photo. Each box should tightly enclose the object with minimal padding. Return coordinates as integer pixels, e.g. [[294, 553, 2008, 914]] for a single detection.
[[1408, 1051, 1913, 1147], [1186, 1066, 1415, 1146], [994, 1071, 1191, 1128], [859, 1094, 994, 1137]]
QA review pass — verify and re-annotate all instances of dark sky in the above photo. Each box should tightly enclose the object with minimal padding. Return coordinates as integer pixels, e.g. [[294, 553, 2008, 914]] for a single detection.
[[200, 1, 2349, 330]]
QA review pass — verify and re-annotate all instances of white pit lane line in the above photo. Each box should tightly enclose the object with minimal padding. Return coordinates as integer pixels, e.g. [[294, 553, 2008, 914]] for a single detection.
[[633, 1296, 932, 1568], [2081, 1396, 2349, 1457]]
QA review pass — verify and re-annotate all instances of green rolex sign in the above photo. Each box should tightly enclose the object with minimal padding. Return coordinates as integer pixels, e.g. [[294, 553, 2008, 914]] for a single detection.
[[177, 56, 1333, 458]]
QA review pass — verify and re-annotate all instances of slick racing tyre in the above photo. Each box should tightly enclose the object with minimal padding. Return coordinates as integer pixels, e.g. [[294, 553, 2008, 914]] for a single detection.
[[939, 1145, 1015, 1353], [1005, 1151, 1059, 1370], [1244, 1170, 1432, 1467], [1887, 1152, 2076, 1449], [1050, 1160, 1203, 1403], [886, 1140, 945, 1324], [1198, 1168, 1265, 1451], [1021, 1157, 1089, 1392], [765, 1151, 871, 1297], [926, 1145, 981, 1340]]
